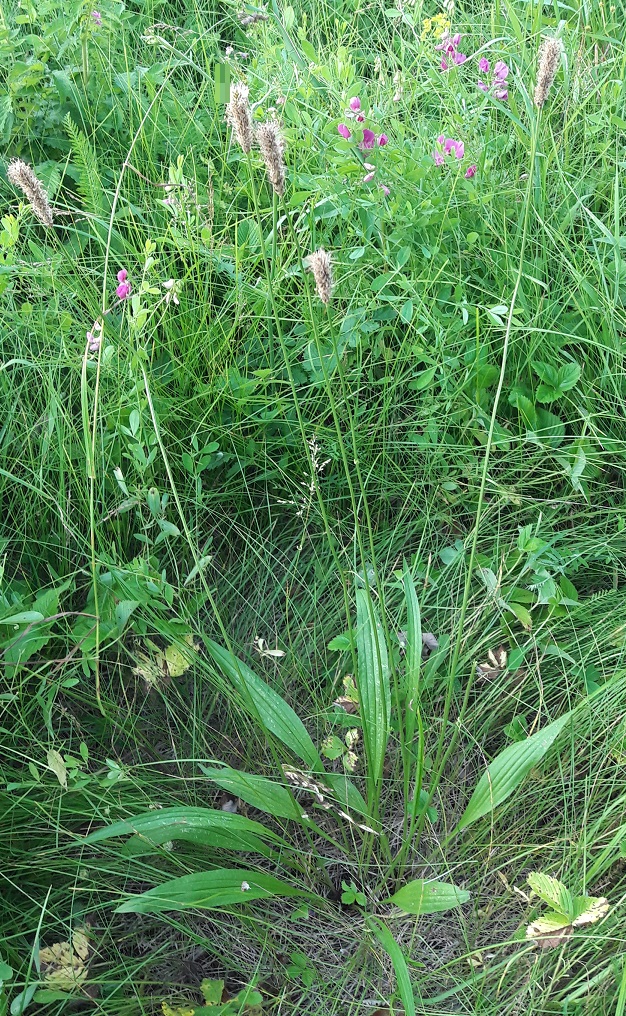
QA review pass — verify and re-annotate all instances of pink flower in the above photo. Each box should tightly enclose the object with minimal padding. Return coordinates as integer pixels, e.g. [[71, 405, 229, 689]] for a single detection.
[[443, 138, 464, 159], [378, 133, 388, 146], [380, 184, 390, 196], [363, 171, 375, 183], [494, 88, 508, 101], [453, 140, 464, 158], [360, 128, 376, 149], [465, 164, 477, 178], [91, 10, 102, 24], [86, 331, 100, 351], [478, 57, 490, 73], [437, 134, 445, 144], [432, 150, 445, 167], [452, 33, 462, 47], [494, 60, 509, 80], [349, 97, 361, 111], [356, 114, 365, 122], [338, 123, 351, 140], [443, 138, 455, 154], [364, 162, 375, 170], [477, 80, 489, 92], [440, 57, 448, 71], [453, 51, 467, 65], [116, 270, 131, 300]]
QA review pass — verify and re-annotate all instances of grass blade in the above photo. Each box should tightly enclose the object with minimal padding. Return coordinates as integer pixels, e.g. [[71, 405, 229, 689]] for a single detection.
[[367, 916, 416, 1016]]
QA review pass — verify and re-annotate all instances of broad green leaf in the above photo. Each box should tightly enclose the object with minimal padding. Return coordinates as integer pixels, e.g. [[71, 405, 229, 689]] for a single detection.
[[527, 873, 573, 916], [455, 710, 573, 832], [205, 639, 322, 771], [0, 611, 44, 625], [556, 362, 581, 391], [46, 749, 67, 789], [116, 868, 310, 914], [367, 918, 415, 1016], [199, 765, 304, 820], [532, 361, 560, 387], [355, 588, 390, 789], [81, 807, 282, 856], [386, 879, 470, 915]]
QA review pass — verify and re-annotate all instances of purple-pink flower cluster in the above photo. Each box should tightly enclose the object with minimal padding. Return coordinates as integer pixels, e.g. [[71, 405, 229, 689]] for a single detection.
[[432, 135, 476, 179], [116, 268, 131, 300], [91, 10, 102, 25], [478, 58, 509, 100], [436, 31, 467, 70], [337, 95, 390, 197]]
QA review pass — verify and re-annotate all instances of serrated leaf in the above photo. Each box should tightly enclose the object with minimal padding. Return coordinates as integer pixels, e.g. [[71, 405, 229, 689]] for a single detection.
[[527, 873, 573, 915], [355, 588, 390, 790], [205, 640, 322, 771], [386, 879, 470, 915], [536, 383, 561, 404], [455, 710, 573, 832], [115, 868, 311, 914], [556, 362, 581, 391]]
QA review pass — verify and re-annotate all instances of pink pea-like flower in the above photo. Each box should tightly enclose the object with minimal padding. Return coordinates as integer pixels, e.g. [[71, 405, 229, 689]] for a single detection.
[[465, 164, 477, 178], [378, 133, 388, 146], [116, 270, 131, 300], [453, 140, 465, 159], [381, 184, 390, 196], [364, 162, 375, 170], [356, 114, 365, 122], [478, 57, 490, 73], [477, 80, 489, 92], [432, 150, 445, 167], [360, 128, 376, 149], [494, 60, 509, 80], [453, 51, 467, 65], [86, 331, 100, 351], [349, 96, 361, 111], [452, 33, 461, 46], [437, 134, 445, 144], [338, 123, 351, 140], [440, 57, 448, 71], [91, 10, 102, 24], [494, 88, 508, 101], [363, 171, 376, 183]]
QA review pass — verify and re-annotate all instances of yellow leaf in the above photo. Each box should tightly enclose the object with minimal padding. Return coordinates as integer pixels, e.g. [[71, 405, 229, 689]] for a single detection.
[[46, 749, 67, 789], [39, 928, 90, 990]]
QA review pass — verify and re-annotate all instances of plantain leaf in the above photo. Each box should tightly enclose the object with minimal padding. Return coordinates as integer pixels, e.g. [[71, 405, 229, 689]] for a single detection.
[[355, 588, 390, 789], [455, 710, 573, 832], [199, 765, 304, 821], [205, 639, 322, 771], [386, 879, 470, 915], [80, 807, 282, 856], [367, 917, 415, 1016], [116, 868, 311, 914]]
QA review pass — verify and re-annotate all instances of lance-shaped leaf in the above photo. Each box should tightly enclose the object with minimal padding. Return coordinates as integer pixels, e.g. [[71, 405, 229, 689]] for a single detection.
[[355, 589, 390, 790], [116, 868, 311, 914]]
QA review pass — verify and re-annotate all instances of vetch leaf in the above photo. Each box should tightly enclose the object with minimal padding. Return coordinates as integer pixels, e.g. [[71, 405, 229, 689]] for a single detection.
[[455, 710, 573, 832], [205, 639, 322, 771], [385, 879, 470, 915], [115, 868, 311, 914], [46, 750, 67, 789], [355, 588, 390, 790]]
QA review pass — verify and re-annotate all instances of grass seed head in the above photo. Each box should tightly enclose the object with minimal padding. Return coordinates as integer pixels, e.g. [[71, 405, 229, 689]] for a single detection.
[[534, 36, 562, 108], [6, 159, 54, 226], [306, 248, 333, 305], [226, 82, 253, 154], [255, 119, 286, 196]]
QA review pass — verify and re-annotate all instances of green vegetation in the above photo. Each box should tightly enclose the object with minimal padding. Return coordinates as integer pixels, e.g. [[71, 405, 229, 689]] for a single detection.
[[1, 0, 626, 1013]]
